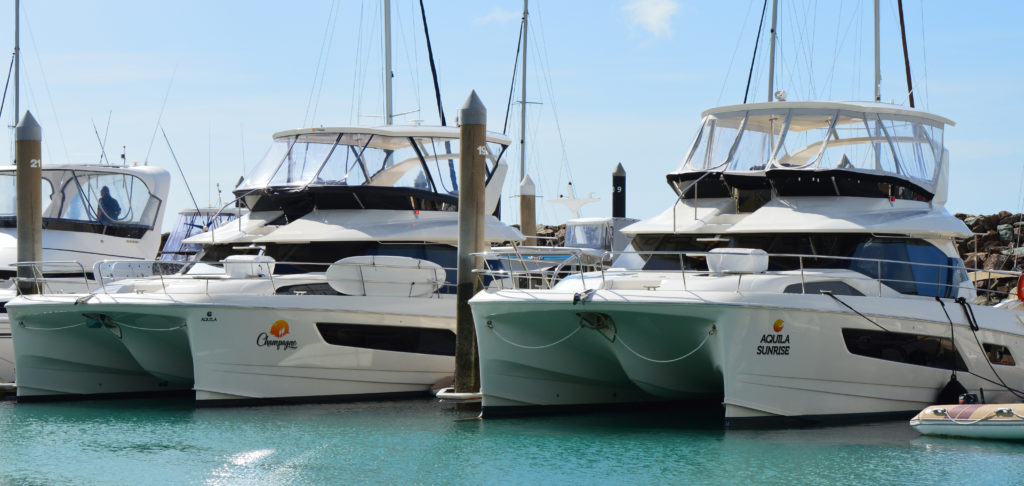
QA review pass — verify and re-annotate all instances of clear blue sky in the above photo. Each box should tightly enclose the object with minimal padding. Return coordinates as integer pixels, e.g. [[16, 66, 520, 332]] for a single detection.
[[0, 0, 1020, 232]]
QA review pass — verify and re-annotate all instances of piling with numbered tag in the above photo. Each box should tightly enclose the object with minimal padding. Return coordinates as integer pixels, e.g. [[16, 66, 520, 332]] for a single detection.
[[455, 91, 486, 398], [15, 111, 41, 294]]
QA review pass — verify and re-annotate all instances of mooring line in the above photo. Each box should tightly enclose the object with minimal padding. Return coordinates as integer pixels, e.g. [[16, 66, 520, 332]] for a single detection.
[[615, 326, 715, 364], [486, 321, 582, 350]]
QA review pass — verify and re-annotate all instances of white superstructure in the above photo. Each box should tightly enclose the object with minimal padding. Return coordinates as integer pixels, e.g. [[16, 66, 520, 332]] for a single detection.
[[470, 101, 1024, 424], [0, 164, 170, 383], [6, 125, 523, 403]]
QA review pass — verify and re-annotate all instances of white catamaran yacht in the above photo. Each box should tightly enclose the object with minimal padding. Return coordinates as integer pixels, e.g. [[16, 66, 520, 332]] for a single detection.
[[470, 101, 1024, 424], [5, 125, 522, 402], [0, 164, 170, 383]]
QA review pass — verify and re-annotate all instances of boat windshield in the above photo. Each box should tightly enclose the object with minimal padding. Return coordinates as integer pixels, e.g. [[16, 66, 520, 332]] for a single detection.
[[238, 130, 506, 195], [677, 106, 945, 189], [566, 221, 613, 251], [44, 170, 162, 228], [0, 173, 53, 217]]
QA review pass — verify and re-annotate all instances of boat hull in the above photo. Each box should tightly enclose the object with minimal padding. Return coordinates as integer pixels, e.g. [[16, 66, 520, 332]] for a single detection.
[[0, 318, 12, 383], [183, 293, 457, 405], [6, 295, 189, 400], [471, 286, 1024, 422]]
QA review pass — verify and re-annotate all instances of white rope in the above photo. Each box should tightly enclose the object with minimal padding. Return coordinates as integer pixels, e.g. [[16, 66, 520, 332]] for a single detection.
[[939, 410, 1000, 425], [19, 322, 86, 332], [616, 327, 715, 364], [488, 323, 582, 350], [114, 323, 186, 332], [938, 408, 1024, 425]]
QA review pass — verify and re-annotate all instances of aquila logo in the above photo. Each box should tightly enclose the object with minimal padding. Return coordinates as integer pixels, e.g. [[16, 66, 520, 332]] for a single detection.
[[757, 319, 790, 356], [257, 320, 297, 350], [270, 320, 290, 338]]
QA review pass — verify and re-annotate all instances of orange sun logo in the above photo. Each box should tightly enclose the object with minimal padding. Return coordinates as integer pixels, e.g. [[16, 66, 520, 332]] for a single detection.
[[270, 320, 290, 338], [773, 319, 784, 333]]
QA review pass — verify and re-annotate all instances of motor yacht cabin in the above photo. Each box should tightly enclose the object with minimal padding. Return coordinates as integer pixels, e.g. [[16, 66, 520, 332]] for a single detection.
[[4, 125, 523, 402], [469, 102, 1024, 423]]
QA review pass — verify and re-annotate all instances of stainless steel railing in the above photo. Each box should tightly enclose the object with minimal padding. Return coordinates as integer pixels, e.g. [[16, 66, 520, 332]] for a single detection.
[[472, 248, 1020, 304], [11, 258, 458, 298]]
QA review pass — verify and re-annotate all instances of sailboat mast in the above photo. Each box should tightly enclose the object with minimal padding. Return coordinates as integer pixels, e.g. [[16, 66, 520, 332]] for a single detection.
[[519, 0, 528, 182], [874, 0, 881, 102], [766, 0, 778, 102], [13, 0, 18, 123], [384, 0, 393, 125]]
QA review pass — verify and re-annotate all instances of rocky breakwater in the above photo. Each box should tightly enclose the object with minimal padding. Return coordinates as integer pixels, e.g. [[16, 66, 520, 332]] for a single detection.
[[955, 212, 1024, 304]]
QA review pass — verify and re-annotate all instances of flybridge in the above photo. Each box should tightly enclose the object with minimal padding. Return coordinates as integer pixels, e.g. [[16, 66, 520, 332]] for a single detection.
[[667, 101, 953, 205], [234, 126, 512, 219]]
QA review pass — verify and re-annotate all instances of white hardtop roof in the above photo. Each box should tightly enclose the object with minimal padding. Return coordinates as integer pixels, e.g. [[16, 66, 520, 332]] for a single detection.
[[0, 163, 170, 192], [702, 101, 955, 127], [272, 125, 512, 148], [0, 163, 171, 175]]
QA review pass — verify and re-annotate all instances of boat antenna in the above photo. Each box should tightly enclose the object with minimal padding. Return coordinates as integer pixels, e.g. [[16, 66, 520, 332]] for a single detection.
[[766, 0, 778, 102], [159, 124, 202, 217], [874, 0, 881, 102], [896, 0, 915, 107], [90, 111, 112, 165], [742, 0, 769, 104], [418, 0, 457, 191]]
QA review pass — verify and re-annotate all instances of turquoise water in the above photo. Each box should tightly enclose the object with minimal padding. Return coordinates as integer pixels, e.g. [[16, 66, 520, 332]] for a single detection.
[[0, 398, 1022, 485]]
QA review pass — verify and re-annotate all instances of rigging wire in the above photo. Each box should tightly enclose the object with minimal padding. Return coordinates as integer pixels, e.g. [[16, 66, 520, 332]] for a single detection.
[[419, 0, 448, 126], [145, 64, 177, 166], [0, 54, 13, 124], [22, 7, 69, 163], [715, 0, 757, 105], [742, 0, 769, 103], [305, 0, 340, 127], [349, 1, 367, 124], [917, 0, 929, 109], [502, 21, 524, 135], [533, 9, 574, 190], [159, 125, 202, 217], [418, 0, 456, 191], [395, 2, 423, 122], [896, 0, 915, 107]]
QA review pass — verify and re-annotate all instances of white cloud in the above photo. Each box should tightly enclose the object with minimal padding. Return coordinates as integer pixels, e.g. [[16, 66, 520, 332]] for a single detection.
[[473, 7, 521, 25], [622, 0, 679, 38]]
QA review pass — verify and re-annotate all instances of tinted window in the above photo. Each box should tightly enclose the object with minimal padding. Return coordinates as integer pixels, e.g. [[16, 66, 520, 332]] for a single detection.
[[636, 233, 961, 297], [842, 328, 967, 371], [316, 323, 455, 356], [983, 343, 1016, 366], [783, 281, 863, 296]]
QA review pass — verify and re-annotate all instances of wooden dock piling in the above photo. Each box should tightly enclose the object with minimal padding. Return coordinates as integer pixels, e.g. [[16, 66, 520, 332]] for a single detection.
[[455, 91, 487, 402], [15, 110, 41, 295]]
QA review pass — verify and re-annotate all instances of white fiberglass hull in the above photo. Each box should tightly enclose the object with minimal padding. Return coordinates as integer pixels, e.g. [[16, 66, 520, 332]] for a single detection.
[[183, 293, 456, 405], [471, 285, 1024, 423], [6, 294, 190, 400], [0, 279, 103, 385], [0, 318, 11, 383]]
